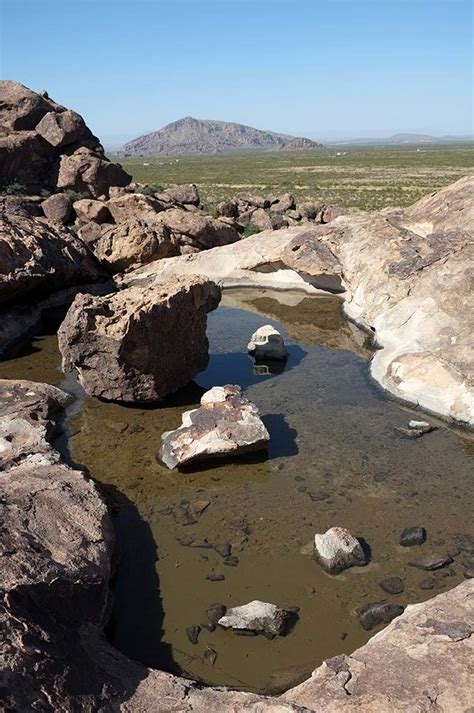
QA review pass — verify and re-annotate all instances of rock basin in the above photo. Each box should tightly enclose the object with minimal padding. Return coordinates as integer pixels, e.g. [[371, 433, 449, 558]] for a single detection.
[[0, 288, 472, 695]]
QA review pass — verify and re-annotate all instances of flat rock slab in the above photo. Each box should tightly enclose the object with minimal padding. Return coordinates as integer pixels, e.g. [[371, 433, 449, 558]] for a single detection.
[[314, 526, 367, 574], [408, 553, 453, 571], [218, 600, 297, 637], [159, 384, 270, 469], [58, 275, 221, 402]]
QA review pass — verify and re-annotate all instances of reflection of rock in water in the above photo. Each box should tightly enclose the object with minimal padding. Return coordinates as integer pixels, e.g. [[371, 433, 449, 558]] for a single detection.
[[252, 359, 287, 376]]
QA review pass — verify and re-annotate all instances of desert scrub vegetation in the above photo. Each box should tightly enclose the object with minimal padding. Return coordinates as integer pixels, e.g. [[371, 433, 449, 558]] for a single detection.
[[113, 143, 474, 211], [0, 180, 28, 195]]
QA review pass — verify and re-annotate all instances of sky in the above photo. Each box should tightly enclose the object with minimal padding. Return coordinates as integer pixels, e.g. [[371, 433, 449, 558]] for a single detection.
[[1, 0, 472, 145]]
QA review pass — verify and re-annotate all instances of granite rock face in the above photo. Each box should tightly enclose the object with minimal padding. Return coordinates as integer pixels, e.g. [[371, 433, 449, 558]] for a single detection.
[[0, 210, 103, 305], [57, 275, 221, 402], [159, 384, 270, 468]]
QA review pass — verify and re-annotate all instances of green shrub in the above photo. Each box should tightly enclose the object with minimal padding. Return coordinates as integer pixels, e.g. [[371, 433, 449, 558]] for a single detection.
[[0, 180, 28, 195], [64, 189, 90, 202], [140, 183, 164, 196], [241, 220, 260, 238]]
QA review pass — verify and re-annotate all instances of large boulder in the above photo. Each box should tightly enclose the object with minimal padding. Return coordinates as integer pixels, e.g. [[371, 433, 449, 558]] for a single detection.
[[0, 81, 131, 196], [159, 384, 270, 468], [156, 207, 240, 250], [0, 80, 56, 131], [156, 183, 200, 206], [40, 193, 73, 224], [35, 109, 90, 148], [107, 192, 165, 222], [73, 198, 111, 224], [57, 147, 131, 199], [313, 527, 367, 574], [0, 211, 103, 305], [57, 275, 221, 402], [93, 217, 179, 272]]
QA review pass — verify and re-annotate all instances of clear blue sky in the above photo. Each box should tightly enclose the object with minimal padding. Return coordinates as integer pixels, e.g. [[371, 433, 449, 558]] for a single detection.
[[1, 0, 472, 144]]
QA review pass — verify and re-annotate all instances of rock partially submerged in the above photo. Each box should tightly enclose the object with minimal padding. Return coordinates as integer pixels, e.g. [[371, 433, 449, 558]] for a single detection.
[[314, 527, 367, 575], [58, 275, 221, 402], [218, 600, 297, 637], [159, 384, 270, 469], [247, 324, 289, 361], [357, 601, 405, 631]]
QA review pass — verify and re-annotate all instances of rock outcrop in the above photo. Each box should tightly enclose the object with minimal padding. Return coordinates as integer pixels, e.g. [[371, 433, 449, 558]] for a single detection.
[[282, 580, 473, 712], [159, 384, 270, 468], [0, 81, 130, 196], [0, 210, 104, 305], [57, 275, 221, 402], [124, 176, 474, 426], [1, 381, 472, 711]]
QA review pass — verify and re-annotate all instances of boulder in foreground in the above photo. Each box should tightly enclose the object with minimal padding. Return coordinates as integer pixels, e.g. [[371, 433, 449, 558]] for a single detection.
[[314, 527, 367, 574], [159, 384, 269, 468], [57, 275, 221, 402], [218, 600, 297, 637]]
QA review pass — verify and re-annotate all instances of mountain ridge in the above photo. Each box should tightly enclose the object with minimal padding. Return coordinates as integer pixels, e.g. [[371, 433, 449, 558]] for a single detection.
[[120, 116, 323, 155]]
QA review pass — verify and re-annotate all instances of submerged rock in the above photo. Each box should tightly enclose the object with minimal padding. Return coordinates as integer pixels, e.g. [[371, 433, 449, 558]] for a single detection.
[[379, 576, 405, 595], [357, 601, 405, 631], [159, 385, 269, 469], [400, 526, 426, 547], [408, 553, 453, 571], [314, 526, 367, 574], [218, 600, 297, 637], [57, 275, 221, 402], [247, 324, 289, 361]]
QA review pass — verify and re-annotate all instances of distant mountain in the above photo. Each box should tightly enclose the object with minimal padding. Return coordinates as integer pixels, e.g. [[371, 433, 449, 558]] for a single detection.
[[120, 116, 323, 155], [331, 133, 474, 146]]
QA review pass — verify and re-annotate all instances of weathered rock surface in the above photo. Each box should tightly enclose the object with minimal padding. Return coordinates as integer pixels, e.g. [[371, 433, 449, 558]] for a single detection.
[[93, 217, 179, 272], [124, 177, 474, 425], [159, 384, 270, 468], [156, 182, 200, 206], [0, 81, 130, 195], [57, 146, 131, 198], [57, 275, 221, 402], [314, 527, 367, 574], [73, 197, 112, 224], [0, 210, 103, 305], [283, 580, 474, 712], [2, 380, 473, 711], [40, 192, 73, 223], [156, 207, 240, 250], [248, 324, 289, 360], [218, 600, 298, 637], [107, 192, 166, 222]]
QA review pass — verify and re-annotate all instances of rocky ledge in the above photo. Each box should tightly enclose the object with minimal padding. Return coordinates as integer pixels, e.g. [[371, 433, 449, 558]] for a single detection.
[[124, 176, 474, 426], [1, 379, 472, 711]]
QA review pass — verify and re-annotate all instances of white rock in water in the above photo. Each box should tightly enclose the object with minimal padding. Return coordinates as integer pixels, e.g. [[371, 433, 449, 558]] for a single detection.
[[314, 526, 367, 574], [218, 600, 297, 636], [247, 324, 289, 360], [159, 384, 269, 469], [408, 420, 434, 433]]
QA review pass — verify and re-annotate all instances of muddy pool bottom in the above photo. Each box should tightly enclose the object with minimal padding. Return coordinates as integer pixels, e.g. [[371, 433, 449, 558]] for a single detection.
[[1, 289, 473, 695]]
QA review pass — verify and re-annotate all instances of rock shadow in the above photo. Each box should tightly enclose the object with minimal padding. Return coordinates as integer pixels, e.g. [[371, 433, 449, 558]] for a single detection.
[[262, 412, 299, 458]]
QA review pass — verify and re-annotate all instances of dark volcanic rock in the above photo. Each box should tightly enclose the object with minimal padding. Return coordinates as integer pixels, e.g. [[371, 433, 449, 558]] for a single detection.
[[41, 193, 73, 224], [58, 275, 221, 402], [408, 554, 453, 571], [379, 577, 405, 595], [357, 601, 405, 630], [400, 526, 426, 547]]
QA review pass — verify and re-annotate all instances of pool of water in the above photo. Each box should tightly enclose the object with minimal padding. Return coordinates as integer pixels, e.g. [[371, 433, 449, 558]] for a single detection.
[[1, 288, 472, 694]]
